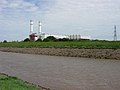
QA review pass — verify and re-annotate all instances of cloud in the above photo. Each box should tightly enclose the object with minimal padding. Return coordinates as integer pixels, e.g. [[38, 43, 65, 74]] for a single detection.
[[0, 0, 55, 13], [0, 0, 56, 41], [43, 0, 119, 26], [0, 0, 39, 12], [0, 0, 120, 41], [43, 0, 120, 40], [46, 0, 120, 19]]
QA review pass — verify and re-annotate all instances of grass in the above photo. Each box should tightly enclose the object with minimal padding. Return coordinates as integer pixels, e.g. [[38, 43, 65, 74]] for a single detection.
[[0, 40, 120, 49], [0, 73, 41, 90]]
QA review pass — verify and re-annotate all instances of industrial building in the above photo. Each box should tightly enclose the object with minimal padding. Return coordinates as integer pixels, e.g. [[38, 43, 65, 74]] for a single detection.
[[29, 20, 91, 41]]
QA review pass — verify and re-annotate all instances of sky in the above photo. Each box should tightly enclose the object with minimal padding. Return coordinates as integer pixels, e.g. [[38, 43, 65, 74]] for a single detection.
[[0, 0, 120, 41]]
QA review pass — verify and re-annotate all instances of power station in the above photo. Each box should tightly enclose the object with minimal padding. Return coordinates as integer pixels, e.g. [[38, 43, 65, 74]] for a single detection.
[[29, 20, 45, 41], [29, 20, 91, 41]]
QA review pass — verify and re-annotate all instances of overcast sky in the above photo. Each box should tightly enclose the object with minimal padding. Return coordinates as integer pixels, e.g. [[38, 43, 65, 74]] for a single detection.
[[0, 0, 120, 41]]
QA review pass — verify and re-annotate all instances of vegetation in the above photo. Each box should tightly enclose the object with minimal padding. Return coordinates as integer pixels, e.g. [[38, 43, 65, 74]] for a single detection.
[[36, 38, 42, 42], [58, 38, 69, 41], [0, 40, 120, 49], [23, 38, 31, 42], [0, 73, 40, 90], [3, 40, 7, 43], [43, 36, 57, 42]]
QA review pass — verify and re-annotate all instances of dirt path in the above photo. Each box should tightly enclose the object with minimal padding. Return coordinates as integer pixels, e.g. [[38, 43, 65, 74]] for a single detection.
[[0, 51, 120, 90]]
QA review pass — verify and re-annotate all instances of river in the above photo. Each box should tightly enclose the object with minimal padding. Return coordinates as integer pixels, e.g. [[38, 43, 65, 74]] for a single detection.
[[0, 51, 120, 90]]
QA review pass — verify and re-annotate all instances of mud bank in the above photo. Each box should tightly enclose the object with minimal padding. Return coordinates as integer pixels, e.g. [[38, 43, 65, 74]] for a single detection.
[[0, 47, 120, 60]]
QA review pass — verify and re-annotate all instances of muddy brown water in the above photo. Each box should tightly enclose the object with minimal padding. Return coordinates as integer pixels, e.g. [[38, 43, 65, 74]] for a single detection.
[[0, 51, 120, 90]]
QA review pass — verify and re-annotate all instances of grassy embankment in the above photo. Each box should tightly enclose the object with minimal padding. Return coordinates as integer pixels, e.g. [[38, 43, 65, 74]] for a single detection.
[[0, 40, 120, 49], [0, 73, 41, 90]]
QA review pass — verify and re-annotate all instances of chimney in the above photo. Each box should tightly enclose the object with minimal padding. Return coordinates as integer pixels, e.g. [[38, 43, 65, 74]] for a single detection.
[[38, 21, 42, 35], [30, 20, 33, 34]]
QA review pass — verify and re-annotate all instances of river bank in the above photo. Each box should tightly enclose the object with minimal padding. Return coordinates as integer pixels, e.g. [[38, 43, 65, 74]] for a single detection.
[[0, 47, 120, 60]]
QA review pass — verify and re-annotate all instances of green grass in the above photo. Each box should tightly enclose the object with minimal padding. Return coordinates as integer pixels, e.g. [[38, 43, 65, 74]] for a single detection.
[[0, 73, 40, 90], [0, 40, 120, 49]]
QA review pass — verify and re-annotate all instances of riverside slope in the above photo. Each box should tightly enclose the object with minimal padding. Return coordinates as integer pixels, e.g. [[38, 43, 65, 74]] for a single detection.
[[0, 47, 120, 60]]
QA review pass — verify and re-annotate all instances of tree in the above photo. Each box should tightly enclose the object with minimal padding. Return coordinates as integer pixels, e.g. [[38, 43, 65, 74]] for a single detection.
[[43, 36, 57, 42], [3, 40, 7, 43], [23, 38, 30, 42], [58, 38, 69, 41], [36, 38, 42, 42]]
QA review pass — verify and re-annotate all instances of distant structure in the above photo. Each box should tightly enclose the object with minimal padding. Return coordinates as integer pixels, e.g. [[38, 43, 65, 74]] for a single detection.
[[29, 20, 45, 41], [30, 20, 33, 34], [114, 25, 117, 41], [66, 35, 91, 40], [29, 20, 37, 41], [38, 21, 45, 40], [38, 21, 42, 38], [29, 20, 91, 41]]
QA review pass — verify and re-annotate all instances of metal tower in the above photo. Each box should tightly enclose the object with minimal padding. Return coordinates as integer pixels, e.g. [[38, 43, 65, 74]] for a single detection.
[[114, 25, 117, 41]]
